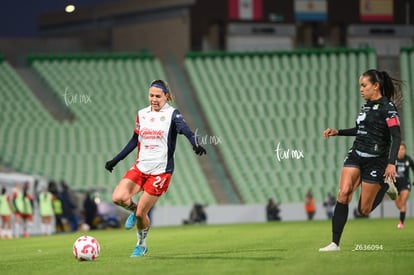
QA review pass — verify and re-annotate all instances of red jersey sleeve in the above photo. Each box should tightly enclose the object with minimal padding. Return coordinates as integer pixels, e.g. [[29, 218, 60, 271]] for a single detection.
[[134, 114, 140, 135]]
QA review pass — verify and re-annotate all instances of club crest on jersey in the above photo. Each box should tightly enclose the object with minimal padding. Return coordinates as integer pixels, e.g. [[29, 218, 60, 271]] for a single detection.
[[356, 112, 366, 124], [373, 104, 379, 110], [160, 116, 166, 121]]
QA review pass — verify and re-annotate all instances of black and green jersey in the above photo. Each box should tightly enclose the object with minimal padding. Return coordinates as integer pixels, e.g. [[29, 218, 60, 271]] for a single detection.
[[353, 97, 399, 157], [396, 155, 414, 185]]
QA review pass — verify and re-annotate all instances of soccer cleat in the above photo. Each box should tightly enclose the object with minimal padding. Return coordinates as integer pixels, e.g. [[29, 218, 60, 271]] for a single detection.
[[130, 245, 148, 257], [385, 178, 398, 200], [125, 213, 137, 230], [319, 242, 340, 252], [397, 222, 404, 229]]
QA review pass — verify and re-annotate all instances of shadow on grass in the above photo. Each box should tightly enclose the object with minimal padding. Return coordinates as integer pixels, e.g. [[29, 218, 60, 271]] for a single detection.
[[149, 248, 286, 261]]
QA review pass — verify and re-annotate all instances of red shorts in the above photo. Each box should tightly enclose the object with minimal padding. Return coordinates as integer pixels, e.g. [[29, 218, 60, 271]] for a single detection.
[[14, 212, 33, 221], [123, 165, 172, 196]]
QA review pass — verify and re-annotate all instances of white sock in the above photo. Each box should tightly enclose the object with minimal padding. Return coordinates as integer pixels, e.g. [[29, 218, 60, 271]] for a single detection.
[[41, 223, 46, 234], [136, 227, 150, 246], [14, 223, 20, 237], [47, 224, 53, 235]]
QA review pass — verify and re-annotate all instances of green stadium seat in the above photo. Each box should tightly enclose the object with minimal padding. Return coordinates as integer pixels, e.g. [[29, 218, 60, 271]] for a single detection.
[[185, 48, 376, 203], [0, 55, 216, 206]]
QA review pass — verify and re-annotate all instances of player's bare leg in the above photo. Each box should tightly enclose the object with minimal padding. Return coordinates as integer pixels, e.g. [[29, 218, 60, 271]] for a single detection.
[[112, 178, 142, 229], [357, 182, 381, 216], [396, 190, 409, 228], [112, 178, 141, 211], [130, 192, 159, 257]]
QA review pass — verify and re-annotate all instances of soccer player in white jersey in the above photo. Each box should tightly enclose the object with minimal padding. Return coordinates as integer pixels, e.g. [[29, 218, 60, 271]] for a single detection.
[[105, 79, 206, 257]]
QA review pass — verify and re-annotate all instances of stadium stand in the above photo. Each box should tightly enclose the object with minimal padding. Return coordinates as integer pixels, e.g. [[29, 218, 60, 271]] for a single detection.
[[185, 48, 377, 204], [4, 47, 410, 206], [400, 47, 414, 156], [0, 53, 217, 206]]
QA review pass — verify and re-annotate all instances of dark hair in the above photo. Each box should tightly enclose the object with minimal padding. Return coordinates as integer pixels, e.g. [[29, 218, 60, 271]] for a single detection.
[[1, 186, 6, 195], [362, 69, 403, 108], [150, 79, 173, 102]]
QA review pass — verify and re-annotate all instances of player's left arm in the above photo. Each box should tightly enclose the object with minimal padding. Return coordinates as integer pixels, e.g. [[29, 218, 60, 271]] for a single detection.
[[385, 105, 401, 165], [408, 156, 414, 176], [383, 103, 401, 181], [386, 125, 401, 165], [173, 110, 206, 155]]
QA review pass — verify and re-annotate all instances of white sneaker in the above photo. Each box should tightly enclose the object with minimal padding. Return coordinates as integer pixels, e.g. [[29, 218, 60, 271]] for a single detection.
[[386, 177, 398, 200], [319, 242, 340, 252]]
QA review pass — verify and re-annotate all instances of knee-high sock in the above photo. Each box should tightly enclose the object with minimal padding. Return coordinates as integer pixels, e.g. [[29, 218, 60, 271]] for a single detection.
[[332, 201, 348, 246], [400, 212, 406, 224]]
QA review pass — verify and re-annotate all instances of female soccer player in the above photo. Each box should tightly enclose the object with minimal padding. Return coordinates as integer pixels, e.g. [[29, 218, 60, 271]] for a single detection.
[[394, 142, 414, 229], [38, 187, 55, 235], [12, 182, 33, 238], [0, 186, 13, 239], [319, 69, 402, 252], [105, 79, 206, 257]]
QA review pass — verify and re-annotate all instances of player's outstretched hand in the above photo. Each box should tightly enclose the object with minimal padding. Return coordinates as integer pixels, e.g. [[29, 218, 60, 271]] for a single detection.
[[323, 128, 338, 139], [193, 145, 207, 156], [105, 159, 118, 172]]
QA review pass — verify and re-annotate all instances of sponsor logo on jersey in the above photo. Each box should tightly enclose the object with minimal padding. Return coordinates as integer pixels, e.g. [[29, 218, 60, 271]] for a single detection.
[[140, 128, 165, 139]]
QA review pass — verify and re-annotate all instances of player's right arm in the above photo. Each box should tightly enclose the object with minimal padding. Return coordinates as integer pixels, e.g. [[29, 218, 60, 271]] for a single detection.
[[105, 131, 138, 172], [105, 114, 140, 172], [323, 127, 357, 139]]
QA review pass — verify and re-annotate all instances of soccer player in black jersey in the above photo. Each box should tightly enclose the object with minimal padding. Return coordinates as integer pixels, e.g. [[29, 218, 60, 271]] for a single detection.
[[394, 143, 414, 229], [319, 69, 403, 252]]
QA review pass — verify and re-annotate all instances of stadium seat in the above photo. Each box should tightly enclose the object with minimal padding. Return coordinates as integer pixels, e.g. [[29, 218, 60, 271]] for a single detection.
[[185, 48, 376, 203], [0, 54, 216, 206]]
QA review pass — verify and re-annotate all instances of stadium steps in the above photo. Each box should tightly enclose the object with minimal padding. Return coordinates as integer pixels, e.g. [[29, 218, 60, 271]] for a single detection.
[[163, 55, 241, 204], [31, 53, 217, 206], [14, 67, 74, 122], [185, 48, 376, 203], [400, 47, 414, 153], [0, 53, 217, 206]]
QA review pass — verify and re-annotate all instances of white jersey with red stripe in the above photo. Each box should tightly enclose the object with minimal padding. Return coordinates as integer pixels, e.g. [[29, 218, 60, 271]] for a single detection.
[[133, 103, 196, 175]]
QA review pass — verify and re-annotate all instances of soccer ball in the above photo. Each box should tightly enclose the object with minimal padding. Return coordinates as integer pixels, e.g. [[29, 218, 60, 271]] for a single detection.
[[73, 235, 100, 261]]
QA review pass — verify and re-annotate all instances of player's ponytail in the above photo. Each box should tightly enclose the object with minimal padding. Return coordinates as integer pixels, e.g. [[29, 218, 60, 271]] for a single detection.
[[380, 71, 403, 110], [363, 69, 403, 109]]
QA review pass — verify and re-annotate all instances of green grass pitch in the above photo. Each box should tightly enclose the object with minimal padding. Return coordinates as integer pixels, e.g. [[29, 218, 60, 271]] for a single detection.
[[0, 218, 413, 275]]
